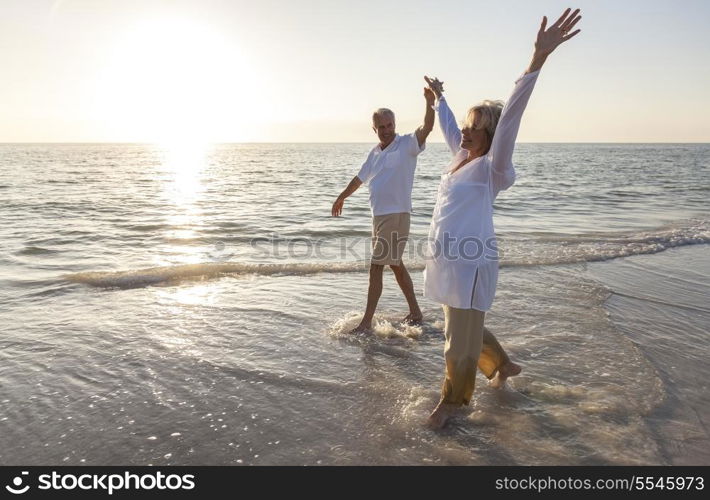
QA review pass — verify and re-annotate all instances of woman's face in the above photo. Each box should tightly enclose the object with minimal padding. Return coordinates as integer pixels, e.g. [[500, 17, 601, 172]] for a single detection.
[[460, 112, 488, 153]]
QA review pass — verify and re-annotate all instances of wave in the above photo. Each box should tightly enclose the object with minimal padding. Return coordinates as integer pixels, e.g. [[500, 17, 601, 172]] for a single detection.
[[63, 261, 371, 288], [121, 223, 176, 232], [63, 220, 710, 289], [501, 219, 710, 267], [610, 290, 710, 314], [16, 246, 59, 256]]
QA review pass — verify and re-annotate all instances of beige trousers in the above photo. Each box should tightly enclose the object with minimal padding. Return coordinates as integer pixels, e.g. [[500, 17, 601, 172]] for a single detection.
[[440, 305, 511, 406], [371, 212, 410, 265]]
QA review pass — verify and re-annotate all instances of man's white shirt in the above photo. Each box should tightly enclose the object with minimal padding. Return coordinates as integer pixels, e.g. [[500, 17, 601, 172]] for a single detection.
[[356, 133, 425, 216]]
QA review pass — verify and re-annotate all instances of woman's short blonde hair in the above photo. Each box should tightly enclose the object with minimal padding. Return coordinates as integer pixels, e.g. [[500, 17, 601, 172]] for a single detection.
[[463, 100, 505, 152]]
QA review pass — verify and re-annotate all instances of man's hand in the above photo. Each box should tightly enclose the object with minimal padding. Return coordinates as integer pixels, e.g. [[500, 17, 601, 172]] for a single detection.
[[331, 196, 345, 217], [331, 176, 362, 217], [424, 86, 436, 106], [424, 76, 444, 99]]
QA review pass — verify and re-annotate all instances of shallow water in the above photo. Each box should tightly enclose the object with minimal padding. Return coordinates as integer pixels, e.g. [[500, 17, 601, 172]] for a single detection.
[[1, 143, 708, 465], [589, 245, 710, 465]]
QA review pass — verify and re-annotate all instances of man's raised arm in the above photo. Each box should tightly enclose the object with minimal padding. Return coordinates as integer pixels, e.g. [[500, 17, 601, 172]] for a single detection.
[[415, 86, 436, 147]]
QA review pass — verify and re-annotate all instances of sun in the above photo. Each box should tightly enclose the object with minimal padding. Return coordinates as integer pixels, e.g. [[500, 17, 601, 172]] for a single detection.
[[94, 15, 254, 144]]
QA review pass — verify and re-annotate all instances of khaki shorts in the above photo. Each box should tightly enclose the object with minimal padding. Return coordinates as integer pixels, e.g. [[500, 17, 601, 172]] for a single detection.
[[371, 212, 410, 266]]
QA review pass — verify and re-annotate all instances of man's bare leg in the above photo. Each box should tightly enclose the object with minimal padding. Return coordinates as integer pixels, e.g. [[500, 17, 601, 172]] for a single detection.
[[390, 263, 423, 324], [349, 263, 384, 333]]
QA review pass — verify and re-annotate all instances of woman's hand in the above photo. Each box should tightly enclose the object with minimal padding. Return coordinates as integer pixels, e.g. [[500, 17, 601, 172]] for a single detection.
[[424, 76, 444, 99], [528, 8, 582, 73]]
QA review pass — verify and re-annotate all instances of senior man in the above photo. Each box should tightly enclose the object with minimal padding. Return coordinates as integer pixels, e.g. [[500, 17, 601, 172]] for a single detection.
[[332, 85, 435, 333]]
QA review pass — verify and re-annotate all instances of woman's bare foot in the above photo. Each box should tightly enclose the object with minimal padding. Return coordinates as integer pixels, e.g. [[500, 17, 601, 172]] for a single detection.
[[426, 401, 459, 429], [402, 312, 423, 325], [348, 322, 372, 334], [490, 361, 522, 388]]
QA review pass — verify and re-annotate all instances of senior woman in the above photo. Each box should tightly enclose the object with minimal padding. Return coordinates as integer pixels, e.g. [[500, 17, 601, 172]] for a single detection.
[[424, 8, 582, 428]]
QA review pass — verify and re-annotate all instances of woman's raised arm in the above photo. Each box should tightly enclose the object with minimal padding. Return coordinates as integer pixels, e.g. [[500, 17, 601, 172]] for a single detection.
[[489, 8, 582, 195], [425, 76, 462, 156]]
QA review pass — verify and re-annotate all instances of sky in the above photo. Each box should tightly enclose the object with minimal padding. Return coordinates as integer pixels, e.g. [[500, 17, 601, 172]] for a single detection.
[[0, 0, 709, 143]]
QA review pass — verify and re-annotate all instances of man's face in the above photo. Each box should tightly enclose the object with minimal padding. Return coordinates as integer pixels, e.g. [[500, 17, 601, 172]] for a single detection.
[[373, 115, 396, 146]]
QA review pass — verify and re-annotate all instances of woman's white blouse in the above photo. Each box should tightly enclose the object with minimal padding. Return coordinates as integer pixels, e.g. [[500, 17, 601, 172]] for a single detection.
[[423, 70, 539, 310]]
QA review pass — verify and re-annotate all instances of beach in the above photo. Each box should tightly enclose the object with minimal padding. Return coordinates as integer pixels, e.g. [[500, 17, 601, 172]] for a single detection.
[[1, 142, 708, 465]]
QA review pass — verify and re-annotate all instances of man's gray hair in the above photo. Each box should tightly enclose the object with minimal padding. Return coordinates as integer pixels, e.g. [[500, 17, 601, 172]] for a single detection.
[[372, 108, 395, 126]]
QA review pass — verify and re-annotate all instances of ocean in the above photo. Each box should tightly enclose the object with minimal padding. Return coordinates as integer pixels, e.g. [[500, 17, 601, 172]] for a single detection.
[[1, 142, 708, 465]]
